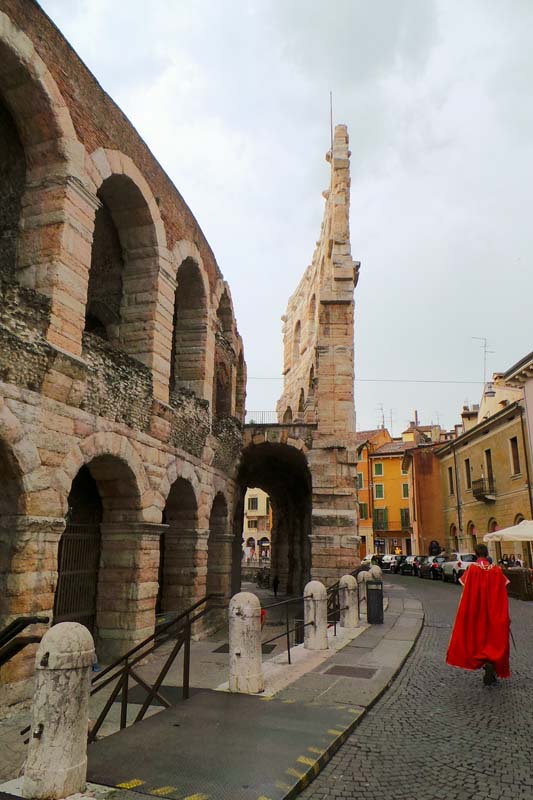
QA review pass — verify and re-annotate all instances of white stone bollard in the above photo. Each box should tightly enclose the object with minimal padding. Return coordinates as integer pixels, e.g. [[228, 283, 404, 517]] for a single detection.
[[370, 564, 383, 581], [357, 569, 367, 601], [23, 622, 95, 800], [304, 580, 328, 650], [339, 574, 358, 629], [229, 592, 264, 693]]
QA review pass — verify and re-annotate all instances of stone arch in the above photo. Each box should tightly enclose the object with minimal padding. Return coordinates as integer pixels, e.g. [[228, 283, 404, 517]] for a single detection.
[[488, 517, 498, 533], [235, 349, 246, 422], [216, 288, 234, 336], [214, 360, 232, 419], [207, 492, 230, 603], [0, 435, 26, 629], [308, 365, 315, 396], [170, 257, 209, 398], [237, 441, 312, 595], [283, 407, 293, 424], [297, 388, 305, 415], [56, 432, 153, 521], [449, 522, 459, 551], [307, 294, 316, 345], [159, 476, 201, 615], [212, 287, 237, 419], [158, 458, 202, 518], [514, 513, 525, 525]]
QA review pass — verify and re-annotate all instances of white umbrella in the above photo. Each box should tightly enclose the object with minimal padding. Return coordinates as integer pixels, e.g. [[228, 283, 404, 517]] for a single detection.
[[483, 519, 533, 543]]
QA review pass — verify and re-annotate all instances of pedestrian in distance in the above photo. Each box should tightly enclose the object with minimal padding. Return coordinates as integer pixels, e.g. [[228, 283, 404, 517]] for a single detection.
[[272, 575, 280, 598], [446, 543, 510, 685]]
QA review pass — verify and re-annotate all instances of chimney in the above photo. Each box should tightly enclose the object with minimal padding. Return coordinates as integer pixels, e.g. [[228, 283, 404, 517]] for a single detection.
[[414, 409, 419, 427]]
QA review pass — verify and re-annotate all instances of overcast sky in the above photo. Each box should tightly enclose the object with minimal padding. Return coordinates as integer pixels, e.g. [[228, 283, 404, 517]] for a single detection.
[[41, 0, 533, 434]]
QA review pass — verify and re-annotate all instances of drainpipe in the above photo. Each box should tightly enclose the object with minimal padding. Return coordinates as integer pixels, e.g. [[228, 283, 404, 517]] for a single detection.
[[452, 444, 463, 547], [519, 406, 533, 567]]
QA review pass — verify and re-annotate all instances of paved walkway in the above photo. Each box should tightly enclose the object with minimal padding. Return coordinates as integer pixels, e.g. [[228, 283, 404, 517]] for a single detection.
[[1, 585, 422, 800], [301, 574, 533, 800]]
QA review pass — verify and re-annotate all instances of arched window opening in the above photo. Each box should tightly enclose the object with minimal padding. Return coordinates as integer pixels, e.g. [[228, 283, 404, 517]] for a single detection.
[[308, 366, 315, 396], [217, 290, 233, 336], [467, 520, 477, 547], [514, 514, 525, 525], [488, 518, 498, 533], [207, 493, 229, 601], [292, 320, 301, 365], [170, 258, 207, 395], [307, 294, 316, 345], [298, 388, 305, 414], [235, 350, 246, 421], [283, 407, 293, 424], [450, 523, 459, 552], [0, 98, 26, 280], [214, 362, 232, 418], [85, 174, 158, 351]]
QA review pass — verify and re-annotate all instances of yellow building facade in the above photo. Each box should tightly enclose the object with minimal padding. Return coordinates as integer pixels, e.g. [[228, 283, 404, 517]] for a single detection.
[[242, 488, 272, 560], [437, 385, 533, 564]]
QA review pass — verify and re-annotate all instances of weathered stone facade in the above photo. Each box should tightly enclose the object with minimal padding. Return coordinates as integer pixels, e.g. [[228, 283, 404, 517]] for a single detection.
[[242, 126, 361, 592], [0, 1, 245, 708]]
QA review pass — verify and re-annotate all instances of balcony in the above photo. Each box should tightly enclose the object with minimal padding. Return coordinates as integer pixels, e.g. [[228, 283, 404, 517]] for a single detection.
[[472, 478, 496, 502]]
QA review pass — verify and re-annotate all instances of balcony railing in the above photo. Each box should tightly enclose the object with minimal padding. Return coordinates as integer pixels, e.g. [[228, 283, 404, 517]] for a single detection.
[[472, 477, 496, 501]]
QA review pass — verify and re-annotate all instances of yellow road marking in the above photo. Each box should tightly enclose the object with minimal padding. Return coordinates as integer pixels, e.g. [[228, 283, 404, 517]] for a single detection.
[[116, 780, 145, 789], [308, 746, 323, 755], [297, 755, 315, 766], [286, 767, 306, 779], [347, 708, 360, 714], [328, 728, 343, 736], [275, 781, 292, 791], [257, 796, 273, 800], [282, 699, 296, 704], [183, 795, 209, 800], [151, 788, 177, 797]]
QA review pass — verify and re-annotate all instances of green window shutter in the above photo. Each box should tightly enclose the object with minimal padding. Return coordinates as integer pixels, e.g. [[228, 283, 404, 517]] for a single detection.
[[373, 509, 378, 528], [383, 508, 388, 530]]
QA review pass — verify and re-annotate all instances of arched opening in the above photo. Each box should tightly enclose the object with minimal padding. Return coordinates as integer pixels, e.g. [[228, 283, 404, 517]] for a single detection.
[[292, 320, 301, 365], [169, 258, 208, 398], [56, 455, 146, 660], [217, 290, 233, 336], [236, 442, 312, 596], [54, 466, 102, 634], [85, 174, 159, 355], [235, 350, 246, 422], [307, 294, 316, 345], [0, 98, 26, 280], [308, 366, 315, 396], [449, 523, 459, 552], [297, 388, 305, 416], [466, 520, 477, 548], [207, 493, 229, 604], [283, 407, 293, 424], [214, 361, 232, 418], [158, 477, 199, 615]]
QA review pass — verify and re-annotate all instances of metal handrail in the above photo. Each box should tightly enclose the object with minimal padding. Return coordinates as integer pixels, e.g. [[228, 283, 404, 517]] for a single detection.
[[0, 616, 49, 650]]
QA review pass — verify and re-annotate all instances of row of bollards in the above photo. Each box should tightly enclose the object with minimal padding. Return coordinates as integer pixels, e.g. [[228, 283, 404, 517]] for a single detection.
[[229, 575, 360, 694]]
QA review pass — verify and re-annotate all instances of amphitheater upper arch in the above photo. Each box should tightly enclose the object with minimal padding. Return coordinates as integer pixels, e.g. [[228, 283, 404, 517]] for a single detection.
[[171, 240, 209, 292], [87, 147, 168, 253], [54, 431, 155, 521], [0, 10, 81, 171]]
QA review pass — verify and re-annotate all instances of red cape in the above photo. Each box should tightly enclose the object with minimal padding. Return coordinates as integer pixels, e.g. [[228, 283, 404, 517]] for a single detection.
[[446, 560, 510, 678]]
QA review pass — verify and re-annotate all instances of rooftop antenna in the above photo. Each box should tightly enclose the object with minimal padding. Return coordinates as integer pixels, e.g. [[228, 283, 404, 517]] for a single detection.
[[377, 403, 385, 430], [389, 409, 394, 437], [330, 91, 333, 153], [472, 337, 495, 384]]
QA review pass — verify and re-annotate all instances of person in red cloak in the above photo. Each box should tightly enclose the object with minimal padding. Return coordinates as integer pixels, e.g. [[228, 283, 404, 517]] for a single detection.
[[446, 543, 510, 685]]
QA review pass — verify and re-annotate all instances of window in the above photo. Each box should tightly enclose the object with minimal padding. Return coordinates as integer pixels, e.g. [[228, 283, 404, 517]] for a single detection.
[[400, 508, 410, 528], [374, 462, 383, 476], [247, 519, 258, 529], [357, 472, 364, 490], [401, 467, 409, 476], [464, 458, 471, 490], [485, 449, 494, 484], [448, 466, 454, 495], [402, 483, 409, 499], [248, 496, 258, 511], [374, 483, 384, 500], [510, 436, 521, 475], [373, 508, 388, 530], [359, 502, 368, 520], [266, 497, 271, 514]]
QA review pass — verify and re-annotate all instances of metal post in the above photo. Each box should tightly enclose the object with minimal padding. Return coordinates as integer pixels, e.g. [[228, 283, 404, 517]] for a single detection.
[[120, 661, 129, 730], [183, 619, 191, 700], [285, 603, 291, 665]]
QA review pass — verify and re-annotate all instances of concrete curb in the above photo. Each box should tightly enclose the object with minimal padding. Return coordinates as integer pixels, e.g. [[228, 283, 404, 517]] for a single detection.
[[281, 605, 425, 799]]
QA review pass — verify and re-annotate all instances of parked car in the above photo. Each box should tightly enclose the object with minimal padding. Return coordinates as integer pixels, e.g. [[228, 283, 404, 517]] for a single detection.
[[419, 555, 447, 580], [390, 555, 407, 574], [441, 553, 477, 584], [381, 554, 398, 572], [361, 553, 383, 567], [399, 555, 418, 575]]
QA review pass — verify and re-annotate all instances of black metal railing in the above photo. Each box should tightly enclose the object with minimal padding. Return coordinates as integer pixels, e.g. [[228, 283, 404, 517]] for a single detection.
[[472, 477, 496, 500], [0, 616, 49, 669]]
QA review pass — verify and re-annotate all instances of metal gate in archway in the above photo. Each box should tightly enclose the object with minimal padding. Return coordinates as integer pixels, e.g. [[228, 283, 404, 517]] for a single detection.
[[53, 522, 101, 634]]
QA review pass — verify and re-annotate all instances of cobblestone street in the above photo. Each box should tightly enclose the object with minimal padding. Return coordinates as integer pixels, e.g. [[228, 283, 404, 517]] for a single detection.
[[302, 575, 533, 800]]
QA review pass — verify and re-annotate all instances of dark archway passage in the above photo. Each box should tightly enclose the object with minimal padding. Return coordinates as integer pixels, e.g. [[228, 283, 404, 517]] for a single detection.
[[159, 477, 199, 615], [236, 443, 312, 596]]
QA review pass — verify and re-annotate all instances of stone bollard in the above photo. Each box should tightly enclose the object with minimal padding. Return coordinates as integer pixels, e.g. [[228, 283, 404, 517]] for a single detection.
[[304, 580, 328, 650], [339, 574, 358, 629], [357, 569, 367, 601], [370, 564, 383, 581], [23, 622, 95, 800], [229, 592, 264, 693]]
